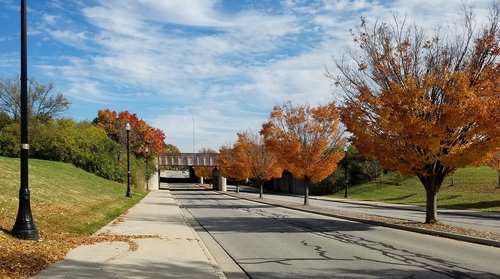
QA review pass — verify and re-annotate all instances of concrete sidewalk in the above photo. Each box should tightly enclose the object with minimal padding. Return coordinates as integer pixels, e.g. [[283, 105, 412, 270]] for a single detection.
[[34, 190, 225, 279]]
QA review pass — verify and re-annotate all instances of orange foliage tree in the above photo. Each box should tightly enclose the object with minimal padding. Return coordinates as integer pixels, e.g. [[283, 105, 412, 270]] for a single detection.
[[194, 167, 214, 183], [330, 6, 500, 223], [218, 144, 251, 192], [480, 151, 500, 188], [94, 109, 165, 157], [236, 131, 283, 198], [261, 102, 345, 205], [194, 147, 217, 185]]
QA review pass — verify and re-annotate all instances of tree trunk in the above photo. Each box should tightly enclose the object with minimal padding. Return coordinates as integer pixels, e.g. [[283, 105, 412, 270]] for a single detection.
[[236, 183, 240, 193], [259, 181, 263, 198], [425, 187, 438, 223], [497, 170, 500, 188], [418, 165, 447, 224], [304, 177, 310, 205]]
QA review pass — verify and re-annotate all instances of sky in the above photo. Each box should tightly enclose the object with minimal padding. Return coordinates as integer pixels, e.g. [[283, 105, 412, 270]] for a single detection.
[[0, 0, 493, 152]]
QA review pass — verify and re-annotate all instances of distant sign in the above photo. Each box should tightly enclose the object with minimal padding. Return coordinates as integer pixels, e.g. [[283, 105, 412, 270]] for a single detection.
[[159, 153, 219, 166]]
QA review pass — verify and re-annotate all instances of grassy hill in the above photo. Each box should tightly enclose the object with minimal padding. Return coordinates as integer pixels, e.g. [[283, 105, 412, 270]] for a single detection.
[[328, 166, 500, 212], [0, 156, 147, 278], [0, 156, 146, 234]]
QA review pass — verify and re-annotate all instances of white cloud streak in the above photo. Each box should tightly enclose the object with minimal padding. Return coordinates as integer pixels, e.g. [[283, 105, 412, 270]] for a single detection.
[[13, 0, 495, 151]]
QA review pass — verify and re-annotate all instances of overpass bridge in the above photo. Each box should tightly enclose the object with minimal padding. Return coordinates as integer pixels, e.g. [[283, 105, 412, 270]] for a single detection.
[[158, 153, 218, 167], [153, 153, 227, 191]]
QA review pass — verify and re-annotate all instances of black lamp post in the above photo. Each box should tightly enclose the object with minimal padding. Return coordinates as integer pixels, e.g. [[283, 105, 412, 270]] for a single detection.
[[125, 123, 132, 198], [145, 146, 149, 190], [344, 146, 349, 199], [12, 0, 39, 240]]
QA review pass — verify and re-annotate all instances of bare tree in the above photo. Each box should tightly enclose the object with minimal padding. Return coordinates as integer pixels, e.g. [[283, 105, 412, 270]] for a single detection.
[[0, 77, 70, 121]]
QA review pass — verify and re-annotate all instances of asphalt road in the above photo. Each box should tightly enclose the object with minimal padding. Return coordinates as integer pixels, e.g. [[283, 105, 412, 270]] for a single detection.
[[225, 185, 500, 234], [170, 184, 500, 279]]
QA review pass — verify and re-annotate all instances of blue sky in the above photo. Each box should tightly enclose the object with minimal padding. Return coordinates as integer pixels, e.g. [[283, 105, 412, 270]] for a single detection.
[[0, 0, 492, 152]]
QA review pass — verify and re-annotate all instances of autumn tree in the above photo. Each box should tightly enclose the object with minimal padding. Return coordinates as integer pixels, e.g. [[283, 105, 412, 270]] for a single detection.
[[94, 109, 166, 157], [218, 144, 251, 192], [0, 77, 70, 121], [261, 102, 345, 205], [164, 143, 181, 154], [194, 147, 218, 184], [480, 151, 500, 188], [235, 131, 283, 198], [194, 166, 214, 184], [330, 5, 500, 223]]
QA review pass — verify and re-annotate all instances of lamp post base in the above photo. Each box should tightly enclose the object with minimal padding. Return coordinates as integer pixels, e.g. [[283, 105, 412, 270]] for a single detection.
[[12, 189, 39, 240], [12, 222, 39, 240]]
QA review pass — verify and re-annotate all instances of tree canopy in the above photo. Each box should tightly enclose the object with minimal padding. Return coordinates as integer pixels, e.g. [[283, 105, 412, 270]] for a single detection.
[[235, 131, 283, 198], [94, 109, 166, 157], [0, 77, 70, 121], [330, 4, 500, 223], [261, 102, 345, 205]]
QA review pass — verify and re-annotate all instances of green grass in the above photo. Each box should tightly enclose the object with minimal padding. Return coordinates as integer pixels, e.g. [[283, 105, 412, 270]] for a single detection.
[[327, 166, 500, 212], [0, 156, 147, 235]]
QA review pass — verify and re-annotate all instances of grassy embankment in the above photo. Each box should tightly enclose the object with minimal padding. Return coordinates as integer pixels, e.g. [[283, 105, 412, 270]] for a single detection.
[[0, 156, 147, 278], [328, 166, 500, 212]]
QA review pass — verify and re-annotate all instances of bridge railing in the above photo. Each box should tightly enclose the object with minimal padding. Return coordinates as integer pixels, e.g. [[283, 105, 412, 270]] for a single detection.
[[159, 153, 218, 166]]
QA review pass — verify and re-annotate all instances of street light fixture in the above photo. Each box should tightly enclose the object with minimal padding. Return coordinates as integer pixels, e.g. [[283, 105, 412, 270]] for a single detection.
[[125, 123, 132, 198], [12, 0, 39, 240], [344, 146, 349, 199], [145, 146, 149, 190]]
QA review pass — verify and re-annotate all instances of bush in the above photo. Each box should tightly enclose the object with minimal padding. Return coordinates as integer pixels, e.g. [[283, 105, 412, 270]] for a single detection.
[[0, 117, 149, 188], [312, 146, 383, 195], [0, 122, 19, 157]]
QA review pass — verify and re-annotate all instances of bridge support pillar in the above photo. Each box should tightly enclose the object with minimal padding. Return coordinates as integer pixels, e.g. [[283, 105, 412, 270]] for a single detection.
[[219, 175, 227, 192], [148, 169, 159, 190]]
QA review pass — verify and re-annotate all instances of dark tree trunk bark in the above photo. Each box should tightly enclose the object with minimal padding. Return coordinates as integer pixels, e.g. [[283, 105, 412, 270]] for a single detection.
[[236, 181, 240, 193], [497, 170, 500, 188], [304, 177, 310, 205], [418, 163, 448, 224], [425, 187, 438, 223], [259, 181, 263, 198]]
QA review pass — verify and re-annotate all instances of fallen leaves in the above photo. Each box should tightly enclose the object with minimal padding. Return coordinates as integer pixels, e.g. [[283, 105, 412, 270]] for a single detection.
[[227, 192, 500, 242], [0, 216, 159, 279]]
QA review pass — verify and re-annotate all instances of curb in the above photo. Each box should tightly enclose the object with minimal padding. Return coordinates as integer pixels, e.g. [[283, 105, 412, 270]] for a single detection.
[[173, 192, 228, 279], [223, 192, 500, 249]]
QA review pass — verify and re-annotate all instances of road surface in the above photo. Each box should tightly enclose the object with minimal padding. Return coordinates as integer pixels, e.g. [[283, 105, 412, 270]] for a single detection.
[[170, 184, 500, 279], [225, 185, 500, 233]]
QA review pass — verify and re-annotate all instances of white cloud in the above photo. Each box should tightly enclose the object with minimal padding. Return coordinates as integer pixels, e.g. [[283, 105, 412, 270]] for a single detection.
[[12, 0, 494, 152]]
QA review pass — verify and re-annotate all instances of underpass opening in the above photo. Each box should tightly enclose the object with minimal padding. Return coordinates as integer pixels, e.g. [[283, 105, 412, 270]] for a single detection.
[[157, 153, 220, 188]]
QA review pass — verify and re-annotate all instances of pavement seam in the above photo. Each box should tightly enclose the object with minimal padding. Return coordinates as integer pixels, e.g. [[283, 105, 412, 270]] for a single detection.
[[223, 192, 500, 249], [173, 191, 229, 279]]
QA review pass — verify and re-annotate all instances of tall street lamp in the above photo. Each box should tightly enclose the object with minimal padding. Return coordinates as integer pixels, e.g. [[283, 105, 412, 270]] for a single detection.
[[192, 114, 195, 153], [12, 0, 39, 240], [126, 123, 132, 198], [145, 146, 149, 190], [344, 146, 349, 199]]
